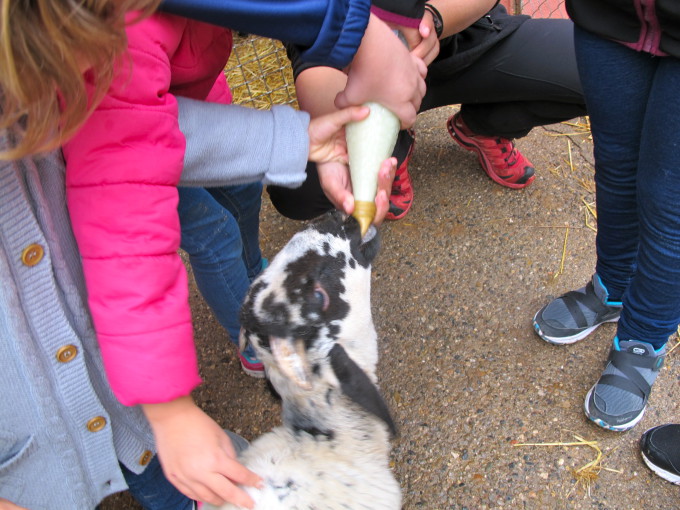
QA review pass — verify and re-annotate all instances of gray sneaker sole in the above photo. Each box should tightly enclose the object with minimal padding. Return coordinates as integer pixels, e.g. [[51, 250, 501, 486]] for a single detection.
[[532, 314, 619, 345], [584, 385, 645, 432]]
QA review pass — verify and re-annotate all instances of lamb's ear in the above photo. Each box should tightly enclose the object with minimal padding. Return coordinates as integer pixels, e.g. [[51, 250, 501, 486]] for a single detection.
[[329, 344, 397, 437], [271, 336, 312, 390]]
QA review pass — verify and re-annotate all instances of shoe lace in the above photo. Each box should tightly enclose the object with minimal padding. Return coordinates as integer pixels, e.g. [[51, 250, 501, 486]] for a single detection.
[[392, 173, 407, 193], [505, 145, 519, 167], [487, 137, 519, 169], [391, 165, 412, 196]]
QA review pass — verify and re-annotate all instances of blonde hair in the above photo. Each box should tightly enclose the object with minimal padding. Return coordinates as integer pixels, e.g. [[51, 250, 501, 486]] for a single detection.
[[0, 0, 160, 159]]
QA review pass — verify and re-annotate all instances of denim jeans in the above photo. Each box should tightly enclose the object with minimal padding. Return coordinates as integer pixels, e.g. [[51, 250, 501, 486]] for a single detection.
[[574, 26, 680, 349], [177, 184, 263, 346], [121, 455, 193, 510]]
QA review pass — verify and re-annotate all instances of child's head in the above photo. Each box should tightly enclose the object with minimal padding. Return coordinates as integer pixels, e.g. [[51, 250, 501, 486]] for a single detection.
[[0, 0, 160, 159]]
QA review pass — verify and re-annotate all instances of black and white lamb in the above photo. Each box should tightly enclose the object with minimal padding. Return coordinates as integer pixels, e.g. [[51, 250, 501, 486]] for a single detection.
[[205, 210, 400, 510]]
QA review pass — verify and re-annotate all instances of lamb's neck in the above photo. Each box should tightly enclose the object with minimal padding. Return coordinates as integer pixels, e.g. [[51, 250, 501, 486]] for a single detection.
[[282, 398, 391, 452]]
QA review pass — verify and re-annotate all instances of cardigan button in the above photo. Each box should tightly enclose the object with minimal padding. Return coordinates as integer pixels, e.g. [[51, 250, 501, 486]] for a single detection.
[[139, 450, 153, 466], [21, 243, 44, 266], [86, 416, 107, 432], [56, 344, 78, 363]]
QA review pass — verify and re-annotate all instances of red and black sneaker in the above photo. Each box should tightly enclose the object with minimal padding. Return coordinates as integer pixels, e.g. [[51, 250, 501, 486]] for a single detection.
[[447, 112, 535, 189], [386, 130, 415, 221]]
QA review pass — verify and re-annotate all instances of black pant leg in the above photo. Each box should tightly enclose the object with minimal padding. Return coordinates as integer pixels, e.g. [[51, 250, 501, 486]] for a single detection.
[[267, 161, 333, 220], [423, 18, 586, 139]]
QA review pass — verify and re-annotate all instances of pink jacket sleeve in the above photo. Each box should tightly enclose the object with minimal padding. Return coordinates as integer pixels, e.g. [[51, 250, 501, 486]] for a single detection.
[[63, 15, 229, 405]]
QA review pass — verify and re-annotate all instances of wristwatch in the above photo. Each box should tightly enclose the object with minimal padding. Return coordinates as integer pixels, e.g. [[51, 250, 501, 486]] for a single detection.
[[424, 3, 444, 39]]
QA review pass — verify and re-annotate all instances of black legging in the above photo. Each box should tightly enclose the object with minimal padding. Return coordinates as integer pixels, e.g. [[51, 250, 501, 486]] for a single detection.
[[268, 17, 586, 221]]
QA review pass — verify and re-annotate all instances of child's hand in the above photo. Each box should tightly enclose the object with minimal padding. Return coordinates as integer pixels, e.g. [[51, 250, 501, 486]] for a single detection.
[[142, 396, 262, 509], [316, 160, 353, 213], [307, 104, 396, 225], [0, 498, 28, 510], [307, 104, 370, 165], [317, 157, 396, 226], [394, 17, 440, 67], [335, 14, 427, 129], [412, 18, 440, 66]]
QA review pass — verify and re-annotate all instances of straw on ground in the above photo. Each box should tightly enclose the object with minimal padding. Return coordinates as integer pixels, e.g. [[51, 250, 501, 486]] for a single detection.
[[514, 432, 621, 497]]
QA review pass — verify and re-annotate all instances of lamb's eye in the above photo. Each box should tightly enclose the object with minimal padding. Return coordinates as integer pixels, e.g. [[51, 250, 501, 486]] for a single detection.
[[313, 284, 330, 311]]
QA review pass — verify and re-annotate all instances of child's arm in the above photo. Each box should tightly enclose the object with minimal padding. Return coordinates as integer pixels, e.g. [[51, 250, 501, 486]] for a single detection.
[[397, 0, 499, 62], [177, 98, 393, 221], [176, 99, 310, 188], [162, 1, 426, 128], [335, 12, 427, 128], [62, 15, 200, 407], [63, 19, 262, 503], [0, 499, 28, 510], [276, 65, 395, 224]]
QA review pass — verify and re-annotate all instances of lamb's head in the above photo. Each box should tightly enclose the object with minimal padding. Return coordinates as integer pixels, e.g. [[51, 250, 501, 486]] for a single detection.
[[240, 211, 395, 436]]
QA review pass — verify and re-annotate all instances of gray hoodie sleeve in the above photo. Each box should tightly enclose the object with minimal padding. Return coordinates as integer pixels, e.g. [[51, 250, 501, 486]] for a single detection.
[[177, 97, 310, 188]]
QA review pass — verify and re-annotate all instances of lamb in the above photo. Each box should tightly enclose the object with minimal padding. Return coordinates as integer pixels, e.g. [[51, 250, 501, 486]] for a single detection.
[[204, 210, 401, 510]]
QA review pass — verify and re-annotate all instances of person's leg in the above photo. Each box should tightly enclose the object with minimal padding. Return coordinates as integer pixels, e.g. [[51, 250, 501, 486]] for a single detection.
[[206, 183, 264, 281], [618, 54, 680, 348], [384, 128, 415, 220], [572, 26, 673, 431], [122, 456, 193, 510], [267, 162, 334, 221], [424, 17, 585, 138], [535, 26, 653, 344], [177, 187, 263, 376], [575, 30, 653, 306], [427, 18, 585, 188], [178, 187, 248, 345]]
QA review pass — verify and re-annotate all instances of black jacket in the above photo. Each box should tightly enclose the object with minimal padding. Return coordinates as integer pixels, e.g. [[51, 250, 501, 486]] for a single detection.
[[427, 4, 527, 81], [566, 0, 680, 58], [373, 0, 424, 19]]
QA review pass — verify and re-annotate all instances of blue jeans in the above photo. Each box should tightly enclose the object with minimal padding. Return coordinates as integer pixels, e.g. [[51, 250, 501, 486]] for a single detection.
[[121, 456, 193, 510], [177, 184, 263, 346], [574, 26, 680, 349]]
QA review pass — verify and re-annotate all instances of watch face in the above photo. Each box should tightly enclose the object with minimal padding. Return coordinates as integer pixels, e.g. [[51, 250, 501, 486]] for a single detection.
[[425, 5, 443, 38], [434, 17, 443, 37]]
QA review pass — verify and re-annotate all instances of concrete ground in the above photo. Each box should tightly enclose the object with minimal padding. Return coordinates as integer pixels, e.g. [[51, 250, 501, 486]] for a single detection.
[[102, 106, 679, 509]]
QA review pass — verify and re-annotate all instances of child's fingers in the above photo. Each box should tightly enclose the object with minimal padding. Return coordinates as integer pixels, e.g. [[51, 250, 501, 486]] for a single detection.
[[218, 456, 262, 489], [373, 157, 397, 225], [197, 474, 254, 510], [331, 105, 370, 127]]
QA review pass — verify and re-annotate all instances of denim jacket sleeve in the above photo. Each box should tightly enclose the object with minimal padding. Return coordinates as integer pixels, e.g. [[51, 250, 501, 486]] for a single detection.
[[160, 0, 371, 69]]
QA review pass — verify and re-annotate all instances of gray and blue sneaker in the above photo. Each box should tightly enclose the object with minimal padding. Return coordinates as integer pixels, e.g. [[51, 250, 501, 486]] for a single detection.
[[533, 274, 622, 344], [585, 337, 666, 432]]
